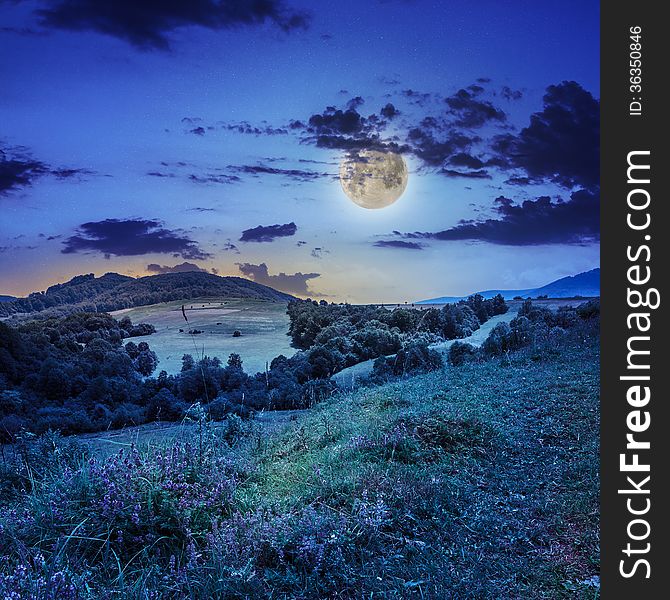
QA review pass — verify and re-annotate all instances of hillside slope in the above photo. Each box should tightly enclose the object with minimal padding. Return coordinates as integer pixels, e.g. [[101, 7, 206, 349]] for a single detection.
[[418, 268, 600, 303], [0, 323, 599, 597], [0, 271, 294, 318]]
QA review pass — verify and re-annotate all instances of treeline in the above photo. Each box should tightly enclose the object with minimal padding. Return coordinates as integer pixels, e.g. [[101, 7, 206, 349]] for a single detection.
[[0, 314, 160, 440], [0, 309, 354, 440], [287, 294, 507, 359], [0, 295, 512, 441], [448, 299, 600, 366], [0, 271, 293, 318]]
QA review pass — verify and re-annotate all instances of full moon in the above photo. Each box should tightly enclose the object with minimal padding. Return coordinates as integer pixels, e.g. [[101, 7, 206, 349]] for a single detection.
[[339, 150, 408, 209]]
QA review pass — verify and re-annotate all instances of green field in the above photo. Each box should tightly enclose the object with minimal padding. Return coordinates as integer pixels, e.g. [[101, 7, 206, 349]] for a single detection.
[[112, 298, 295, 375]]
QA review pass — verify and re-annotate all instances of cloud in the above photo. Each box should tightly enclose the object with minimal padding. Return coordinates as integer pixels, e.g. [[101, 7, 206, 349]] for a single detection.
[[380, 103, 400, 119], [406, 127, 475, 167], [1, 144, 91, 196], [62, 218, 211, 259], [240, 222, 297, 243], [301, 106, 409, 154], [32, 0, 310, 50], [491, 81, 599, 190], [228, 164, 330, 182], [188, 173, 240, 185], [400, 189, 599, 246], [444, 86, 507, 128], [500, 86, 523, 101], [440, 168, 491, 179], [373, 240, 424, 250], [220, 121, 290, 136], [310, 247, 330, 259], [146, 261, 208, 274], [237, 262, 319, 296], [221, 240, 240, 254]]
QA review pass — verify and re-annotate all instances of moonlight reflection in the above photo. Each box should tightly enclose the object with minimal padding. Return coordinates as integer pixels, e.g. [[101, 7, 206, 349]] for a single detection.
[[339, 150, 408, 209]]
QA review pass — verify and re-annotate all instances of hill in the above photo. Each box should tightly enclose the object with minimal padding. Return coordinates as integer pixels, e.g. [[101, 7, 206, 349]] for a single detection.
[[418, 268, 600, 304], [0, 271, 294, 318], [0, 320, 599, 597], [0, 295, 17, 303]]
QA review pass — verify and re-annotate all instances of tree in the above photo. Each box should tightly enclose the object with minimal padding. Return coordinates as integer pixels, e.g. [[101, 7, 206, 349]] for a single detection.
[[135, 350, 158, 377], [227, 353, 243, 369], [181, 354, 195, 372]]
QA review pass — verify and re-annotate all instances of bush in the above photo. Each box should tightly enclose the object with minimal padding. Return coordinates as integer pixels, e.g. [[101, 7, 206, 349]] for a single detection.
[[448, 341, 478, 366], [373, 341, 443, 379]]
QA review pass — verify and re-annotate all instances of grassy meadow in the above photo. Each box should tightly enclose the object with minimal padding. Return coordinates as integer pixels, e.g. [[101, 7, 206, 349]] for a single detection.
[[0, 316, 599, 599], [111, 298, 295, 375]]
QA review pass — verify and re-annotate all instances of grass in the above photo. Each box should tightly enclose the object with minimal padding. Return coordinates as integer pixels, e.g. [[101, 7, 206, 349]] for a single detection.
[[0, 322, 599, 599], [111, 298, 295, 375]]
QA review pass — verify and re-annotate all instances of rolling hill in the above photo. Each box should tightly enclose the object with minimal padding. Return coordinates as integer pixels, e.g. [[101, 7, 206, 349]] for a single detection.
[[418, 268, 600, 304], [0, 271, 295, 318]]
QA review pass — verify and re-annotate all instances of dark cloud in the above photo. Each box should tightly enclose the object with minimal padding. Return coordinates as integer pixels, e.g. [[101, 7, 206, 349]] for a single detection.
[[239, 222, 297, 243], [188, 173, 240, 185], [380, 103, 399, 119], [228, 164, 330, 182], [308, 108, 366, 136], [373, 240, 424, 250], [440, 168, 491, 179], [401, 89, 433, 106], [186, 206, 217, 212], [0, 154, 46, 195], [378, 75, 401, 86], [62, 218, 211, 259], [148, 160, 242, 185], [301, 105, 409, 154], [1, 145, 91, 196], [146, 261, 208, 274], [500, 85, 523, 101], [285, 79, 595, 190], [406, 127, 475, 167], [190, 126, 206, 136], [220, 121, 290, 136], [346, 96, 365, 110], [32, 0, 310, 51], [222, 241, 240, 254], [491, 81, 599, 190], [444, 87, 507, 128], [237, 262, 319, 296], [448, 152, 485, 169], [401, 189, 599, 246], [146, 171, 176, 178]]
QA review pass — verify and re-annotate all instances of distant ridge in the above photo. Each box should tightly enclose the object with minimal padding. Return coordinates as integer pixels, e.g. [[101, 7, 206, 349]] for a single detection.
[[417, 268, 600, 304], [0, 295, 17, 303], [0, 271, 295, 318]]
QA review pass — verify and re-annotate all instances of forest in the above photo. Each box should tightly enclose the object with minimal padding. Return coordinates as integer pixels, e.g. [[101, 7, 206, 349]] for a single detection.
[[0, 295, 598, 442]]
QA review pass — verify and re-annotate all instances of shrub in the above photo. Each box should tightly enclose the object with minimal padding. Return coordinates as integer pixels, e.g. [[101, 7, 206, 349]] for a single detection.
[[448, 341, 478, 366]]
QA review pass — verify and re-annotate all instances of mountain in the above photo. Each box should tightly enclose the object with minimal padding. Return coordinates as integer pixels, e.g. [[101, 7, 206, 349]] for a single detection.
[[0, 295, 17, 303], [417, 268, 600, 304], [0, 271, 295, 318]]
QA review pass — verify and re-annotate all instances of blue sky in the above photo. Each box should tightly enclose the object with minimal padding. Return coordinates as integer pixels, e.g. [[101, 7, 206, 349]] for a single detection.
[[0, 0, 599, 302]]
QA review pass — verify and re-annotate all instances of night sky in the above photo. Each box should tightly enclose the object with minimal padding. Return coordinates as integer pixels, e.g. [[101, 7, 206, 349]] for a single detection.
[[0, 0, 599, 303]]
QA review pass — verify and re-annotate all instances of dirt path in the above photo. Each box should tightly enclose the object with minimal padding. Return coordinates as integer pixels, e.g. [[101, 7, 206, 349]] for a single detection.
[[332, 309, 518, 389]]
